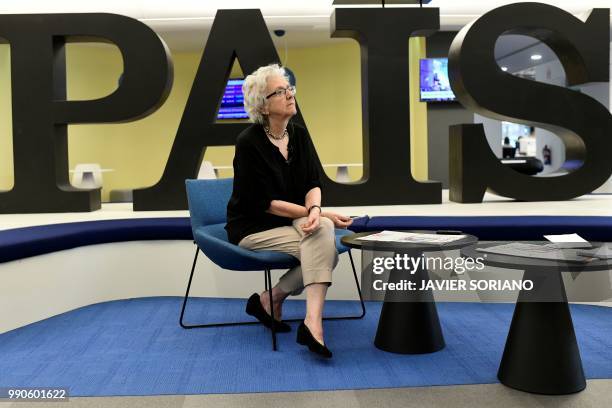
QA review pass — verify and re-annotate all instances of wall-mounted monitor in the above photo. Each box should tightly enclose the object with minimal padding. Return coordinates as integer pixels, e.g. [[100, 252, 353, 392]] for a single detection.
[[419, 58, 456, 102], [217, 79, 248, 120]]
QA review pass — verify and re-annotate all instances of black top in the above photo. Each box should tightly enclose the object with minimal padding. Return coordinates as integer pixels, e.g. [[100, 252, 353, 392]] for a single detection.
[[225, 122, 323, 245]]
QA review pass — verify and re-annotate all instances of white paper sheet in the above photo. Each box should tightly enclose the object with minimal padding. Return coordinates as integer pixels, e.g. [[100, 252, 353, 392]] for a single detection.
[[544, 233, 591, 248]]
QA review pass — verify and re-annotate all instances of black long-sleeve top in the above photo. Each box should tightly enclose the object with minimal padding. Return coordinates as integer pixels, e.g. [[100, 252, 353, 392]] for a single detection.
[[225, 122, 323, 245]]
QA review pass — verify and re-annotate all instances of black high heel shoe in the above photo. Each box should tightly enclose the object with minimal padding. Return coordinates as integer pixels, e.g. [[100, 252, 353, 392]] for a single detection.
[[245, 293, 291, 333], [296, 322, 332, 358]]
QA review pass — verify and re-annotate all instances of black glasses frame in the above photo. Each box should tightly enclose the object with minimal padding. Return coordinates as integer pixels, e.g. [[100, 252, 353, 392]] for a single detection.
[[265, 85, 296, 100]]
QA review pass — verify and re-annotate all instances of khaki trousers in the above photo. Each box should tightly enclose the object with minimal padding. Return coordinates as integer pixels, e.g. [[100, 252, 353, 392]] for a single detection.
[[238, 216, 339, 295]]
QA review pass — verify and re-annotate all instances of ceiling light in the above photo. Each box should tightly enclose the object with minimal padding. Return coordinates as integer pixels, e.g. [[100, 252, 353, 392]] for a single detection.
[[501, 66, 508, 72], [530, 54, 542, 61]]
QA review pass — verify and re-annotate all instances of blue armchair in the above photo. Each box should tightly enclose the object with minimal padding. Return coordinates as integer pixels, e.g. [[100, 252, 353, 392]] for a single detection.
[[179, 178, 365, 351]]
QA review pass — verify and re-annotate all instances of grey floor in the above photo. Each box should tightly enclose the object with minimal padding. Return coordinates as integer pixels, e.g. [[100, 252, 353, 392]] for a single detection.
[[2, 380, 611, 408]]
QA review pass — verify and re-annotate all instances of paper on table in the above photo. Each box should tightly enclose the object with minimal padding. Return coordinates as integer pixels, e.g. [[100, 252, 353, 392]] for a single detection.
[[356, 230, 466, 244], [543, 233, 592, 248], [476, 243, 591, 263]]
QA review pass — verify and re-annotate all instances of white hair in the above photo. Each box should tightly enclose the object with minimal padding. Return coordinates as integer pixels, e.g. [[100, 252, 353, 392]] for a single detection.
[[242, 64, 289, 124]]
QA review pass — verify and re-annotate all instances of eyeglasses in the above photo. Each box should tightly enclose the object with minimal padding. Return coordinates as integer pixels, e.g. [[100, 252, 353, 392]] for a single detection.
[[265, 85, 296, 99]]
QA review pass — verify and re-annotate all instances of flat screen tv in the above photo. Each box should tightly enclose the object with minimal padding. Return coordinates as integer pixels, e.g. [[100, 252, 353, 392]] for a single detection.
[[419, 58, 456, 102], [217, 79, 248, 120]]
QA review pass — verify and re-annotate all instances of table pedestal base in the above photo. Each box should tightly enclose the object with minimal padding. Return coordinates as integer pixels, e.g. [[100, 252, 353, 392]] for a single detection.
[[374, 250, 445, 354], [375, 301, 445, 354], [498, 269, 586, 395]]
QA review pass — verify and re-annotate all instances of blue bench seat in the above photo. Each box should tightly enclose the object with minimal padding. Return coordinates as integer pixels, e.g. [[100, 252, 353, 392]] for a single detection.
[[1, 215, 611, 264], [353, 216, 612, 242], [0, 218, 193, 263]]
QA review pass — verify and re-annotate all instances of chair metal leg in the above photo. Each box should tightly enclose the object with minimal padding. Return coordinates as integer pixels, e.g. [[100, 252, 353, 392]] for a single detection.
[[179, 246, 262, 329], [179, 246, 201, 329], [345, 249, 367, 319], [265, 268, 277, 351], [179, 246, 365, 348]]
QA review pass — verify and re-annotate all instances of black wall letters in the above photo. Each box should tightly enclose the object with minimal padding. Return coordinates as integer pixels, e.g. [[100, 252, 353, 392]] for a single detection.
[[0, 13, 172, 213], [0, 4, 610, 213], [448, 3, 612, 202]]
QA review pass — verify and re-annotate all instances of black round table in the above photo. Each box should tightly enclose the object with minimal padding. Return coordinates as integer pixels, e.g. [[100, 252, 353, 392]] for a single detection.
[[341, 231, 478, 354], [461, 242, 612, 395]]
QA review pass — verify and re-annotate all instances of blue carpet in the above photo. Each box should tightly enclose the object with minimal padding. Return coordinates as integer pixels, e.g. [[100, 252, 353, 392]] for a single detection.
[[0, 298, 611, 397]]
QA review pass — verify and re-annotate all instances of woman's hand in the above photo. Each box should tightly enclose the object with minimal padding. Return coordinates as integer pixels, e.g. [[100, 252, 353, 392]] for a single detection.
[[321, 211, 353, 229], [300, 208, 321, 234]]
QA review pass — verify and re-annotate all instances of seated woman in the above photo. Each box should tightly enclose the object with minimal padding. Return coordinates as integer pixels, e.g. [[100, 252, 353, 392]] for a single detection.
[[225, 64, 353, 358]]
